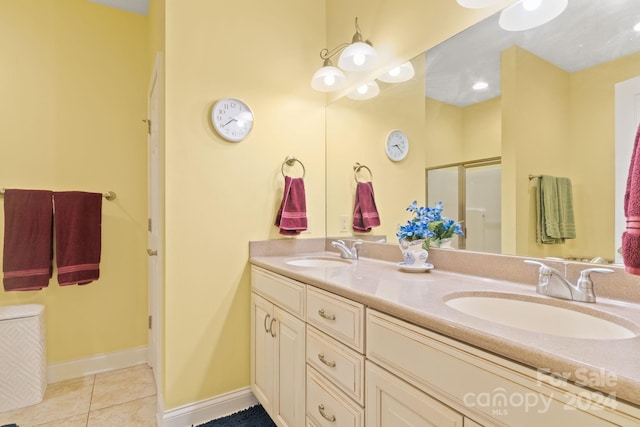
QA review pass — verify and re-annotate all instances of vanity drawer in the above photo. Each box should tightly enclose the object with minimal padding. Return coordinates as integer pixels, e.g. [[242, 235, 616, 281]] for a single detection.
[[251, 266, 305, 319], [306, 287, 364, 352], [306, 325, 364, 405], [306, 366, 364, 427]]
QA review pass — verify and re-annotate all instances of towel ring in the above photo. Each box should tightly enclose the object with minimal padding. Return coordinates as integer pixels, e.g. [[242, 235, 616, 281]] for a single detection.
[[353, 162, 373, 183], [281, 156, 306, 178]]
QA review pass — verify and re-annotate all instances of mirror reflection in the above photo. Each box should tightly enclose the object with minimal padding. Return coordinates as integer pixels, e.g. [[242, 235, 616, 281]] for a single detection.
[[326, 0, 640, 263]]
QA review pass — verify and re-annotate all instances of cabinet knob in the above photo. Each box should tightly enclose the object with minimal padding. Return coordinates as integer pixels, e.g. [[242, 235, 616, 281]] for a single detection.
[[263, 314, 272, 333], [318, 404, 336, 422], [269, 318, 277, 338], [318, 309, 336, 321], [317, 353, 336, 368]]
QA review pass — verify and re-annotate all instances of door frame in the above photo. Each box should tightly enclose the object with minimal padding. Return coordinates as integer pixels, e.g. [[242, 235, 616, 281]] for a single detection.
[[147, 52, 164, 391]]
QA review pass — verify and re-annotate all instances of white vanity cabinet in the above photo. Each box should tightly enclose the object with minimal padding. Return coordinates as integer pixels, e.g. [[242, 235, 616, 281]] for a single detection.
[[251, 264, 640, 427], [305, 287, 366, 427], [251, 267, 306, 427], [366, 309, 634, 427]]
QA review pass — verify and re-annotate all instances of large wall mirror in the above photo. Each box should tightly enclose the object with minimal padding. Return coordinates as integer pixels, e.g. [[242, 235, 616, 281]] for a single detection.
[[326, 0, 640, 264]]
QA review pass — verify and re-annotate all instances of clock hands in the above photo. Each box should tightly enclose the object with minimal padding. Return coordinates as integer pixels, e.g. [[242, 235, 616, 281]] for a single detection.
[[221, 111, 254, 128], [221, 118, 236, 127]]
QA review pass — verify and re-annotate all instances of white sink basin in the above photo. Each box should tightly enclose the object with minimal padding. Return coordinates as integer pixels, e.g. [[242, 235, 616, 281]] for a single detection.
[[445, 295, 637, 340], [284, 256, 352, 268]]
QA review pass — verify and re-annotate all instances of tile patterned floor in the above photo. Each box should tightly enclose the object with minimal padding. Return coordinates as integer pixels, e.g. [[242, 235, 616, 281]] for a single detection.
[[0, 364, 157, 427]]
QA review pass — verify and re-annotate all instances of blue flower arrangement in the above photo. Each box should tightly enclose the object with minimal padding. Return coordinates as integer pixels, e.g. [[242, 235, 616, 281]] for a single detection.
[[396, 201, 464, 249]]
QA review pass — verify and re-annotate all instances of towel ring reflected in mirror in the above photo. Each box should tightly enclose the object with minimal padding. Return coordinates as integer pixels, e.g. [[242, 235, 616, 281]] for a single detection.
[[281, 155, 306, 178], [353, 162, 373, 183]]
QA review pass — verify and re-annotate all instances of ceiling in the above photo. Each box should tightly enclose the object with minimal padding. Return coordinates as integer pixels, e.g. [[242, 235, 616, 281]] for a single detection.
[[426, 0, 640, 107], [87, 0, 149, 15]]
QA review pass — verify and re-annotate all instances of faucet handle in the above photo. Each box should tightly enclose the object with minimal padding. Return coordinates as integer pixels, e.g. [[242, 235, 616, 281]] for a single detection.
[[576, 268, 613, 299], [524, 259, 552, 273], [578, 267, 613, 287], [580, 267, 614, 276]]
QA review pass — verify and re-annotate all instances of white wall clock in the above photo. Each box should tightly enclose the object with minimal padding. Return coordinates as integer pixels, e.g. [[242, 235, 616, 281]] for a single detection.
[[211, 98, 254, 142], [385, 129, 409, 161]]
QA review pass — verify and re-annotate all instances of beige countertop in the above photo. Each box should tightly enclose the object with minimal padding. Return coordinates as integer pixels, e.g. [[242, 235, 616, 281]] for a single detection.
[[250, 249, 640, 408]]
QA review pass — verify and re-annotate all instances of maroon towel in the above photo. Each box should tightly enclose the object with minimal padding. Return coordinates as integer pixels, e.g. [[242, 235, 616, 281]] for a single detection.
[[623, 122, 640, 275], [2, 190, 54, 291], [274, 176, 307, 236], [54, 191, 102, 285], [353, 181, 380, 232]]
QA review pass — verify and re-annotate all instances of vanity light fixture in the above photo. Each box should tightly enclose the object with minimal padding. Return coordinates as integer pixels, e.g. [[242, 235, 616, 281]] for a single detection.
[[499, 0, 568, 32], [456, 0, 502, 8], [310, 59, 348, 92], [347, 81, 380, 100], [311, 17, 378, 92], [377, 61, 416, 83]]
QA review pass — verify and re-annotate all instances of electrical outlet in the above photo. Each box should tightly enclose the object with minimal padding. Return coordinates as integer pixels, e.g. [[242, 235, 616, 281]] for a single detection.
[[339, 215, 349, 232]]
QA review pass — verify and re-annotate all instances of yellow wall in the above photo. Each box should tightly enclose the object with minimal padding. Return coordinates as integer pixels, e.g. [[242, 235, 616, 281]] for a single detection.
[[463, 97, 502, 161], [570, 51, 640, 260], [0, 0, 149, 362], [162, 0, 326, 408], [501, 46, 571, 256], [425, 96, 501, 168]]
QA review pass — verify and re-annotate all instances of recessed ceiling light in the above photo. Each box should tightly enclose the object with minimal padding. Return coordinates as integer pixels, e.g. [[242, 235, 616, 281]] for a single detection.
[[634, 21, 640, 32], [472, 81, 489, 91]]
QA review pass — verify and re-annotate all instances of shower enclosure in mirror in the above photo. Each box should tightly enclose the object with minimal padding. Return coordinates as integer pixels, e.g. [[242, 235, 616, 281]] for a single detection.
[[426, 158, 501, 253], [325, 0, 640, 264]]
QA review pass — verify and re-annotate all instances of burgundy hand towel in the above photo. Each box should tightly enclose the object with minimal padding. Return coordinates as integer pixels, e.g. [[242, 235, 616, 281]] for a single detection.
[[53, 191, 102, 285], [353, 181, 381, 232], [623, 122, 640, 275], [274, 176, 308, 236], [2, 189, 53, 291]]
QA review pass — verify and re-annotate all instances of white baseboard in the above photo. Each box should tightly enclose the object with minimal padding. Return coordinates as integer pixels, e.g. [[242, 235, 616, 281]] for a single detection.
[[161, 387, 258, 427], [47, 345, 149, 383]]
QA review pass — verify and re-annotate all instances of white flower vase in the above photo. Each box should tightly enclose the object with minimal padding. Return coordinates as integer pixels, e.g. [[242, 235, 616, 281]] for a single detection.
[[440, 238, 453, 249], [399, 239, 429, 265]]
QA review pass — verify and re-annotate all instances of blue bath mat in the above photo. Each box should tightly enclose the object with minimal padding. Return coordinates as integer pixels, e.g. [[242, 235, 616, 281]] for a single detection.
[[195, 405, 275, 427], [1, 424, 18, 427]]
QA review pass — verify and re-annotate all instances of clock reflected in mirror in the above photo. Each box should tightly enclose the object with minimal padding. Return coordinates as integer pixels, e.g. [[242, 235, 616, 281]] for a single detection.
[[385, 129, 409, 162], [211, 97, 254, 142]]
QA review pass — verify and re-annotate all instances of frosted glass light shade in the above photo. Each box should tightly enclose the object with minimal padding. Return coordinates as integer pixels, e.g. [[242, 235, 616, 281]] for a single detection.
[[311, 65, 347, 91], [338, 42, 378, 71], [377, 62, 415, 83], [456, 0, 502, 8], [499, 0, 568, 31], [347, 81, 380, 100]]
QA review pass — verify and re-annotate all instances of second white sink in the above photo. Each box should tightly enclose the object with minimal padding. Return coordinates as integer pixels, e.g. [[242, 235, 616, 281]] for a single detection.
[[445, 295, 637, 340]]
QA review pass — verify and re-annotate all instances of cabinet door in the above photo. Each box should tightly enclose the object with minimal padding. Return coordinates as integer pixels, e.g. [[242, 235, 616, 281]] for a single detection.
[[251, 293, 276, 415], [274, 305, 306, 427], [366, 361, 463, 427]]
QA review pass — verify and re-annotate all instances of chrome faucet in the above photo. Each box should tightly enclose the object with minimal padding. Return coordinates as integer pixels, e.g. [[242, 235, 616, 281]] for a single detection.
[[331, 239, 362, 260], [524, 260, 613, 303]]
